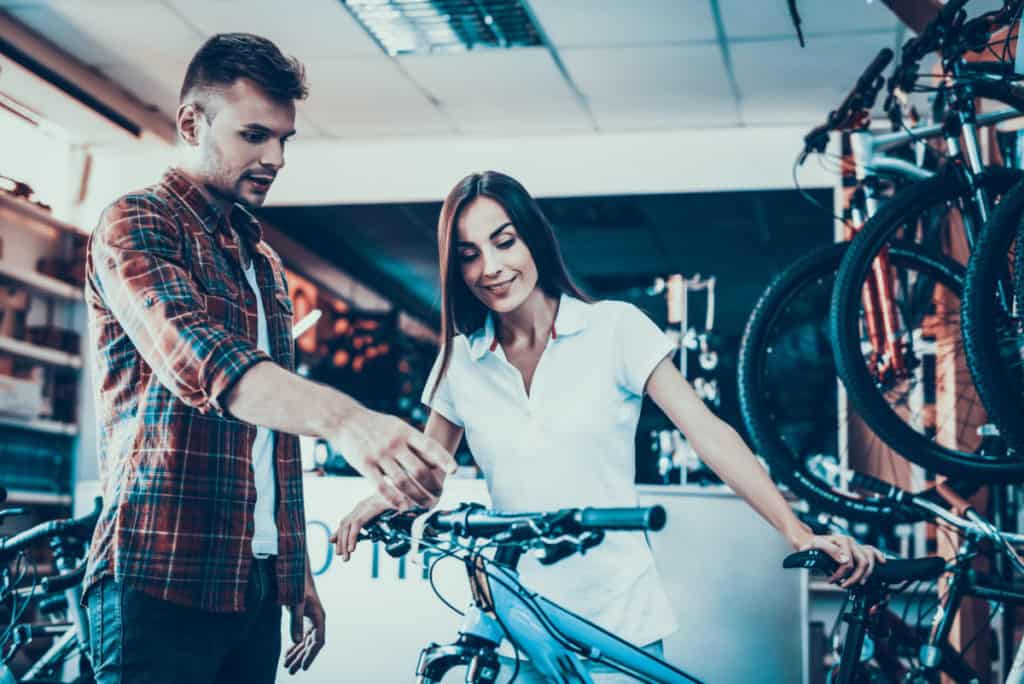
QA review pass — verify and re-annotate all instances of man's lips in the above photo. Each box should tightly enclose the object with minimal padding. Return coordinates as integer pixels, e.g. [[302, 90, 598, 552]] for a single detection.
[[245, 175, 275, 190]]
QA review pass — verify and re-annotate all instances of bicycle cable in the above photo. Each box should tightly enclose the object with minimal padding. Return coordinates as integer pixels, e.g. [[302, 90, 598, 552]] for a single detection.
[[385, 525, 697, 683], [792, 154, 857, 230]]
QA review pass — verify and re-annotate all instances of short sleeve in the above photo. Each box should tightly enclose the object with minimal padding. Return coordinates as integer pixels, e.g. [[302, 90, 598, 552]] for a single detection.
[[615, 303, 676, 396], [420, 345, 464, 427]]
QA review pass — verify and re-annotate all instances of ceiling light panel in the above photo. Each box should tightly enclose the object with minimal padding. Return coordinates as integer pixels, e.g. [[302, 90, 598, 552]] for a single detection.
[[341, 0, 542, 56]]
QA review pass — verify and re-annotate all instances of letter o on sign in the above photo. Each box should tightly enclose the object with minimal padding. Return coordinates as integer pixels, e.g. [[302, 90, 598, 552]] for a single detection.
[[306, 520, 333, 576]]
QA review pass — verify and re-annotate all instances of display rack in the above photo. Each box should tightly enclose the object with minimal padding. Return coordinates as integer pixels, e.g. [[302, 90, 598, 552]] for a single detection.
[[0, 192, 85, 504]]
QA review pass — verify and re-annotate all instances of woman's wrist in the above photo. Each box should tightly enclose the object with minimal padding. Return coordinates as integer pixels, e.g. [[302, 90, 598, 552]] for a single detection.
[[783, 520, 815, 550]]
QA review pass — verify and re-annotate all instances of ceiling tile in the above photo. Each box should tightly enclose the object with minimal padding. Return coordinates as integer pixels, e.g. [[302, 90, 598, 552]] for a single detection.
[[562, 44, 732, 99], [15, 0, 204, 66], [719, 0, 897, 39], [96, 59, 188, 119], [5, 4, 124, 66], [589, 93, 738, 131], [445, 97, 592, 135], [305, 57, 428, 100], [732, 32, 898, 125], [165, 0, 383, 60], [298, 59, 452, 137], [399, 47, 574, 101], [528, 0, 717, 47]]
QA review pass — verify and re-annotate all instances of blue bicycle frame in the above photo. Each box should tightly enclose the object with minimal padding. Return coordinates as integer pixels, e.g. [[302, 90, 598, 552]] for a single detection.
[[415, 561, 702, 683]]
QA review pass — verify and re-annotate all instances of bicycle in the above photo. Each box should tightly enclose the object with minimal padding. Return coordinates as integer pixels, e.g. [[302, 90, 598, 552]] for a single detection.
[[359, 503, 702, 683], [738, 37, 1019, 519], [829, 0, 1024, 481], [961, 155, 1024, 457], [0, 493, 101, 684], [785, 470, 1024, 684]]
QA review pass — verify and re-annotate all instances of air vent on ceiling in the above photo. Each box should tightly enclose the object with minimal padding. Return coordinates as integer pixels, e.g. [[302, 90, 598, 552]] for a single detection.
[[341, 0, 543, 56]]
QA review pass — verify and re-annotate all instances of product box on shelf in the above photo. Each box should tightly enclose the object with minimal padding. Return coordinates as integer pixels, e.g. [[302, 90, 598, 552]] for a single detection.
[[0, 285, 28, 339], [0, 370, 43, 419]]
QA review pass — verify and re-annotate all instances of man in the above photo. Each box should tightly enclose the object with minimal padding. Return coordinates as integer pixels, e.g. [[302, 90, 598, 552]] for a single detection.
[[83, 33, 453, 684]]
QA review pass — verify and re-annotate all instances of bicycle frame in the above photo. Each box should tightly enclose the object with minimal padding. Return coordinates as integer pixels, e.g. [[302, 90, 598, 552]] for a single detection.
[[922, 539, 1024, 681], [415, 558, 702, 684], [843, 87, 1021, 383], [17, 582, 88, 682]]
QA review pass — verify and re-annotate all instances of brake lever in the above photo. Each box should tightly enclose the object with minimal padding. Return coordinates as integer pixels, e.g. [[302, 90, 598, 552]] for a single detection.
[[535, 531, 605, 566]]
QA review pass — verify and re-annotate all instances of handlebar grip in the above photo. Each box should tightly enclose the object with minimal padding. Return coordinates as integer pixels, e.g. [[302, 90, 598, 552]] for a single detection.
[[859, 48, 894, 90], [0, 497, 103, 558], [39, 564, 86, 594], [783, 549, 839, 576], [576, 506, 666, 532], [850, 472, 909, 501]]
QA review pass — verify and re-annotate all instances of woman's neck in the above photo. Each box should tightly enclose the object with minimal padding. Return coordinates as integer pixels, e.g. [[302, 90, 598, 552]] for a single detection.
[[496, 290, 559, 348]]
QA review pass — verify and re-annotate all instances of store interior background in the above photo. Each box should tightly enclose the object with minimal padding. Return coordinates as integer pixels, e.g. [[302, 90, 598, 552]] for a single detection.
[[2, 0, 930, 484], [1, 1, 1004, 682]]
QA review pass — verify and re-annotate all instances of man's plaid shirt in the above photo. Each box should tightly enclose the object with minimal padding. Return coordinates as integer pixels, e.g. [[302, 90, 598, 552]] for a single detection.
[[84, 168, 306, 612]]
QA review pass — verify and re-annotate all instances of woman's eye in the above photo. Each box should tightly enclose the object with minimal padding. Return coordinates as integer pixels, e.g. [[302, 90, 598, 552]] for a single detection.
[[496, 239, 515, 249], [458, 251, 477, 262]]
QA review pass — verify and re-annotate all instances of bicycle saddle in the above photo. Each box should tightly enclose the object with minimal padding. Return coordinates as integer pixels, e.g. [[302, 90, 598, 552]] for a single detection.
[[783, 549, 946, 584]]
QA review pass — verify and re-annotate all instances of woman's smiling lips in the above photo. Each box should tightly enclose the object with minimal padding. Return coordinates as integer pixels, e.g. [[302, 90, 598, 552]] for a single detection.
[[482, 276, 517, 296]]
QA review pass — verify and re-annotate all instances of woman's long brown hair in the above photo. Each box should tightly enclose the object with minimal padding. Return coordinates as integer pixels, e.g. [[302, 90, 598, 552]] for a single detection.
[[428, 171, 589, 401]]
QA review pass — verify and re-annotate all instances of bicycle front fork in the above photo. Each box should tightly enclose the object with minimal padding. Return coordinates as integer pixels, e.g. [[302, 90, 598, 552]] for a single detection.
[[416, 636, 502, 684]]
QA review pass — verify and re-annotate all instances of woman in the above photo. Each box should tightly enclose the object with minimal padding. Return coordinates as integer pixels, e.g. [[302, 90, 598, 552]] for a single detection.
[[331, 171, 883, 681]]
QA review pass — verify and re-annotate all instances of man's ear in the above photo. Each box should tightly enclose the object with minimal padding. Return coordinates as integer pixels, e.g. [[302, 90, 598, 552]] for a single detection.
[[177, 102, 203, 146]]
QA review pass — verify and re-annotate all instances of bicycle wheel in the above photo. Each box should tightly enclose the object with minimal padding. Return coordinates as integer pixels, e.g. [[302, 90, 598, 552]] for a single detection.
[[831, 166, 1024, 480], [739, 243, 942, 521], [963, 176, 1024, 455]]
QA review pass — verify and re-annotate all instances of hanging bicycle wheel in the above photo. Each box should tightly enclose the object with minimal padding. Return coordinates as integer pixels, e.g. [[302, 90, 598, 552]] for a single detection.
[[963, 176, 1024, 455], [831, 167, 1024, 480], [739, 243, 946, 521]]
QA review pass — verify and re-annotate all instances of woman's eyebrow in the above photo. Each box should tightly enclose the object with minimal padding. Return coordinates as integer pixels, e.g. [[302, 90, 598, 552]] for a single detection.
[[456, 222, 513, 247]]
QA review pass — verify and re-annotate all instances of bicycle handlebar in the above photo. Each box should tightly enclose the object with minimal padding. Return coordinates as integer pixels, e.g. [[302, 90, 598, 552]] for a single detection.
[[0, 497, 102, 560], [800, 47, 894, 163], [425, 504, 666, 537], [39, 563, 86, 594], [890, 0, 1023, 102], [848, 471, 1024, 548]]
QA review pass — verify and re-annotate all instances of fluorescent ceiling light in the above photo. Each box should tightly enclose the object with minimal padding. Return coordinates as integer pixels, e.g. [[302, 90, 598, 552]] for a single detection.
[[342, 0, 542, 56]]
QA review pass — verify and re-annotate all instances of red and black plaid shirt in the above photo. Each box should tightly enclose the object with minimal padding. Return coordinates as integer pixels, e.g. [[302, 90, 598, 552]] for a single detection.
[[84, 168, 306, 612]]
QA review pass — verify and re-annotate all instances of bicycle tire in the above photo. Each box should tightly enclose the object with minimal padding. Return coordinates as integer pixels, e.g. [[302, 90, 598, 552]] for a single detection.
[[963, 175, 1024, 454], [831, 166, 1024, 480], [739, 243, 948, 521]]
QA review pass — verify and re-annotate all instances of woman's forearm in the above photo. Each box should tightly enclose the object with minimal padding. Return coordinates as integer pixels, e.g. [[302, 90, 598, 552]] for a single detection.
[[690, 423, 812, 549]]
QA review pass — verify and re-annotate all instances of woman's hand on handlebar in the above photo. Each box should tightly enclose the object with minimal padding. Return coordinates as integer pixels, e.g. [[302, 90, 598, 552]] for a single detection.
[[330, 494, 399, 561], [795, 529, 887, 589]]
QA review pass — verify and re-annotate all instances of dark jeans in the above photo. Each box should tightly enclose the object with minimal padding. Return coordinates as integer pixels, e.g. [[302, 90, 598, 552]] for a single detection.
[[86, 558, 281, 684]]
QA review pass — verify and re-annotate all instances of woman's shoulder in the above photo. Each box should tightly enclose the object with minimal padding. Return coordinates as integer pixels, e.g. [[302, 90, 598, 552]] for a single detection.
[[583, 298, 648, 324], [440, 334, 474, 366]]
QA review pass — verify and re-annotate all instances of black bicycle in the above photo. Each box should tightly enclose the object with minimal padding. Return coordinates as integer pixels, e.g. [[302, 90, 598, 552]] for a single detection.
[[785, 471, 1024, 683], [830, 0, 1024, 481], [0, 490, 101, 684]]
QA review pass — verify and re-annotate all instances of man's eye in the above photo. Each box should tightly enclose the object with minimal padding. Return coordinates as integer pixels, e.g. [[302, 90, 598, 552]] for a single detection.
[[242, 132, 267, 143]]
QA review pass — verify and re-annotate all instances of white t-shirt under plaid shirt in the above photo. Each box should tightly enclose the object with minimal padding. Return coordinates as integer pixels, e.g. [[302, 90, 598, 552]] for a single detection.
[[422, 294, 679, 648]]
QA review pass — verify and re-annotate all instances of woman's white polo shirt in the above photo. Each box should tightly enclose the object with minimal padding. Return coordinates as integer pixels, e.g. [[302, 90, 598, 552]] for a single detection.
[[422, 294, 679, 647]]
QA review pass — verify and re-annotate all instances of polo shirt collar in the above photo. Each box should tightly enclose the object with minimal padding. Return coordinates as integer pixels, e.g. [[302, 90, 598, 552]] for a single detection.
[[467, 293, 589, 361]]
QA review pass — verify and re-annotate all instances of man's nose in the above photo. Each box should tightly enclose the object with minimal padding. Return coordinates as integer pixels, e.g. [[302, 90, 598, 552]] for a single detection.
[[261, 141, 285, 170]]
